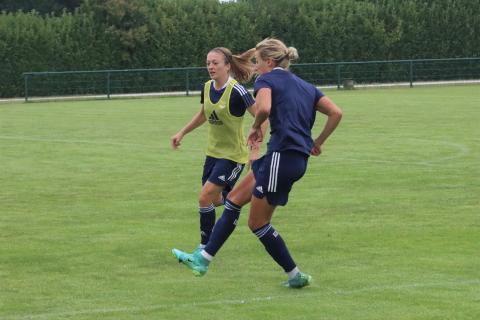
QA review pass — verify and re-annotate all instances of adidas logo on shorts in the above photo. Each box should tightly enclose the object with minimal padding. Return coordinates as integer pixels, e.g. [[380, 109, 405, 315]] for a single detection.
[[218, 175, 226, 181], [256, 186, 263, 193]]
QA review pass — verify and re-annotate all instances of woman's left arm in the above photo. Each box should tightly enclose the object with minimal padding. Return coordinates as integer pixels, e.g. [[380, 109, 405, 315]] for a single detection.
[[311, 96, 343, 156]]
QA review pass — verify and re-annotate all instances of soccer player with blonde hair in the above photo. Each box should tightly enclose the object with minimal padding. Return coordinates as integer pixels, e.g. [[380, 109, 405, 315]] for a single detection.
[[174, 38, 342, 288]]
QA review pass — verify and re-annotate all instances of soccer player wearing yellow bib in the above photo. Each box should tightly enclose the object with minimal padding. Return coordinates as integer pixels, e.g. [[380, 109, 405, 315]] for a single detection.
[[170, 47, 259, 254]]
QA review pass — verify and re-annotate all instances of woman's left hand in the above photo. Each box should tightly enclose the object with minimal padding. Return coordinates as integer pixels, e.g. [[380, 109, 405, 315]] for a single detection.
[[310, 142, 322, 156]]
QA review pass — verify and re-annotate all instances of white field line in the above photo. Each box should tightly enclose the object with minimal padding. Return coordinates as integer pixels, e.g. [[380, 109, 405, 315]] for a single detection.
[[0, 135, 161, 150], [0, 136, 470, 167], [0, 91, 200, 103], [340, 79, 480, 89], [306, 139, 470, 171], [0, 135, 209, 156], [2, 279, 479, 320], [1, 79, 479, 103]]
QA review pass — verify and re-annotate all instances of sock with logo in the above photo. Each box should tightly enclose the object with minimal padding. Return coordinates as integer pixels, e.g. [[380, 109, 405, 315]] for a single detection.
[[199, 204, 216, 246], [253, 223, 296, 272], [204, 199, 241, 257]]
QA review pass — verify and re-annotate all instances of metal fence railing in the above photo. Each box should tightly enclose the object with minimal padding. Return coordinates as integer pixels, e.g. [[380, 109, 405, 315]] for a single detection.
[[23, 57, 480, 101]]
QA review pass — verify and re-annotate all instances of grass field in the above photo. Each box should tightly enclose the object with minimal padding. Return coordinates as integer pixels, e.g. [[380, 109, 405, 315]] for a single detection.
[[1, 85, 479, 320]]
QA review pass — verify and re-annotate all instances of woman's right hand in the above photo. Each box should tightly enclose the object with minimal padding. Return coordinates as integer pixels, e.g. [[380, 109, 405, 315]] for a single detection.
[[170, 132, 184, 149], [247, 127, 263, 147]]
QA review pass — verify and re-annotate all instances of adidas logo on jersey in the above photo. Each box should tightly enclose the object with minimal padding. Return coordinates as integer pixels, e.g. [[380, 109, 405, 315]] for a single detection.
[[208, 111, 223, 125], [256, 186, 263, 193]]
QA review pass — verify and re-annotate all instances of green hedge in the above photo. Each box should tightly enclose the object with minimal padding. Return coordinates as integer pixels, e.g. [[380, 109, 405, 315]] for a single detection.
[[1, 0, 479, 97]]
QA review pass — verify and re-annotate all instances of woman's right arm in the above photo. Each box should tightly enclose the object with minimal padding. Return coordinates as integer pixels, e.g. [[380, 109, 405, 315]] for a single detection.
[[170, 105, 207, 149], [247, 88, 272, 146], [246, 103, 269, 164]]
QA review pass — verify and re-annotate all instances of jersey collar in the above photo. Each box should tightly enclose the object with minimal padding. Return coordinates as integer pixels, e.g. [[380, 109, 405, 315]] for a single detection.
[[213, 76, 233, 90]]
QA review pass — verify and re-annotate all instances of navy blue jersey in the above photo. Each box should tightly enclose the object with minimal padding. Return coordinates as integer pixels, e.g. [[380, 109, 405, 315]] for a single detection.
[[200, 80, 255, 116], [254, 68, 324, 155]]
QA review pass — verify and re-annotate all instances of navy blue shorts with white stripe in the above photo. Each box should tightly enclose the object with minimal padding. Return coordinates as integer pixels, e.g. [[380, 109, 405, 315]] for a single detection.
[[202, 156, 245, 193], [252, 150, 308, 206]]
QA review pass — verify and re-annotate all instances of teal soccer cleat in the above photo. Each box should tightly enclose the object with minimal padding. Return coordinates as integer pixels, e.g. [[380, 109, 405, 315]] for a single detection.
[[172, 248, 209, 277], [193, 245, 204, 256], [285, 272, 312, 288], [172, 248, 191, 263]]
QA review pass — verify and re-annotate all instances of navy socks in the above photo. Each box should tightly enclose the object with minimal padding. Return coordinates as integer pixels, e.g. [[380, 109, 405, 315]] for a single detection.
[[199, 204, 216, 245], [253, 223, 296, 273], [204, 200, 241, 256]]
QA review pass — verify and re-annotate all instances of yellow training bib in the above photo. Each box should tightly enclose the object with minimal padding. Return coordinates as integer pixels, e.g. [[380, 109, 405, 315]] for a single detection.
[[203, 79, 248, 164]]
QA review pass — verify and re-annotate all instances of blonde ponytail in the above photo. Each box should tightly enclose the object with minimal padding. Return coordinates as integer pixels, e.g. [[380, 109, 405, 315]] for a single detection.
[[255, 38, 299, 69]]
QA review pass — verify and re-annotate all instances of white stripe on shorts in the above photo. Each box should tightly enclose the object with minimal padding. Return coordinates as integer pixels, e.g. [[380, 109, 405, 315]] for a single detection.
[[227, 164, 242, 181], [268, 152, 280, 192]]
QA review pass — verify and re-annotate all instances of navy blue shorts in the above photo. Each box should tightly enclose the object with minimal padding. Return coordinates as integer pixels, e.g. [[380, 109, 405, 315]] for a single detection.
[[202, 156, 245, 193], [252, 150, 308, 206]]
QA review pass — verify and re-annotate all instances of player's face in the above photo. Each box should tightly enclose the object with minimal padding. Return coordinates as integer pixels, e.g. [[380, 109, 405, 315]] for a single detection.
[[206, 51, 230, 81], [254, 51, 272, 75]]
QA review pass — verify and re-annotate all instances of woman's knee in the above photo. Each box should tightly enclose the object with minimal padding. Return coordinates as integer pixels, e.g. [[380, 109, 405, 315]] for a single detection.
[[248, 214, 267, 231], [198, 188, 220, 207], [248, 196, 275, 231], [226, 189, 248, 207], [247, 217, 257, 231]]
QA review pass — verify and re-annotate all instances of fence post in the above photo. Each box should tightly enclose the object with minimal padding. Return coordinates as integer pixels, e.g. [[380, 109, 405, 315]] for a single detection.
[[409, 60, 414, 88], [336, 64, 341, 89], [186, 69, 190, 96], [107, 71, 111, 99], [24, 74, 29, 102]]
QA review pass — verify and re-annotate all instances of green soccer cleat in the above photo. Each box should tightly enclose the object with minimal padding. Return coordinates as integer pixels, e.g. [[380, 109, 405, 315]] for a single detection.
[[172, 248, 209, 277], [285, 272, 312, 288]]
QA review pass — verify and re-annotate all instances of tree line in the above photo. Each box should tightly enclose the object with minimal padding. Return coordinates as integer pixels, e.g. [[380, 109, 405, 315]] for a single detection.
[[1, 0, 479, 97], [0, 0, 82, 15]]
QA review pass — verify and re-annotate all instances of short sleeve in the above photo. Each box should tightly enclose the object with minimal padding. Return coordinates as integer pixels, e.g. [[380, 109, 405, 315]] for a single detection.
[[229, 84, 255, 117], [314, 87, 325, 105], [253, 75, 273, 97]]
